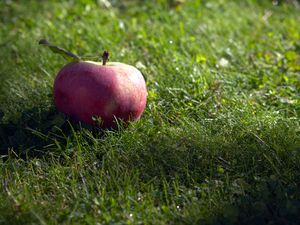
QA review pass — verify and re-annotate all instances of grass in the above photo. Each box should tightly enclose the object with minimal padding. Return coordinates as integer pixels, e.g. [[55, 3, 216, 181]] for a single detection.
[[0, 0, 299, 224]]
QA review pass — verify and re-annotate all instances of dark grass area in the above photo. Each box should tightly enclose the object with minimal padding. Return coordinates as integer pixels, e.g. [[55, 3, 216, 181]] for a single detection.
[[0, 0, 300, 224]]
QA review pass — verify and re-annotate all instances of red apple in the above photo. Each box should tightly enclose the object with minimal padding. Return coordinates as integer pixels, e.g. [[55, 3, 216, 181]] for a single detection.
[[53, 57, 147, 128]]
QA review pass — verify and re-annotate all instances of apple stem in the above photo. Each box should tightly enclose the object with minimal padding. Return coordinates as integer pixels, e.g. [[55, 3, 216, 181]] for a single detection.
[[102, 51, 109, 65]]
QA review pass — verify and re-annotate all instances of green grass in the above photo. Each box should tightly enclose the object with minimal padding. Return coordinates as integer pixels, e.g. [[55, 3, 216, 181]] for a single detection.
[[0, 0, 300, 224]]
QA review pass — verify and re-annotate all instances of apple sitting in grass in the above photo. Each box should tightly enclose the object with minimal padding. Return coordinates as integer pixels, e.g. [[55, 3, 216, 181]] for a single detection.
[[40, 40, 147, 128]]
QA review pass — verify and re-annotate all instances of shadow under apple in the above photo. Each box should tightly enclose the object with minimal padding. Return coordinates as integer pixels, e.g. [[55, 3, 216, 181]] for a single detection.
[[0, 105, 104, 158]]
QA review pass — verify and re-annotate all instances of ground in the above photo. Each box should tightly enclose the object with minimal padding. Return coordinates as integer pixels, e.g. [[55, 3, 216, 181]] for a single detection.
[[0, 0, 299, 224]]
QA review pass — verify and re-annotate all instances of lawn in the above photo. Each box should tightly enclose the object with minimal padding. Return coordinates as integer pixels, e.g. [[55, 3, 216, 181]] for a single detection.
[[0, 0, 299, 224]]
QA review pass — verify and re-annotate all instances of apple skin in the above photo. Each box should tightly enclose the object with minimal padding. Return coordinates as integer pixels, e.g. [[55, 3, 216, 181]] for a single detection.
[[53, 61, 147, 128]]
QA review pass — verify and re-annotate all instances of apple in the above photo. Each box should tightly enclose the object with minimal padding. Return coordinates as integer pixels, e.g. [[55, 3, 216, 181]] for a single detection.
[[53, 51, 147, 128]]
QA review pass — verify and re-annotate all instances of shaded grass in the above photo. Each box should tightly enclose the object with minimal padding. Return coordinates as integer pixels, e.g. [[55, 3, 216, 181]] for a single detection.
[[0, 0, 300, 224]]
